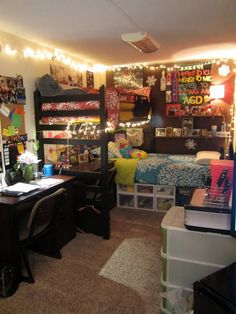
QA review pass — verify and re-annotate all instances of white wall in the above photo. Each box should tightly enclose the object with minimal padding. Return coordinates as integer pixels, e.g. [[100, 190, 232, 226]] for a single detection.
[[0, 31, 105, 142]]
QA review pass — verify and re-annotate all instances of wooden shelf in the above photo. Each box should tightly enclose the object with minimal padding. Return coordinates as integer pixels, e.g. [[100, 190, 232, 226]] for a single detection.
[[166, 115, 224, 118], [155, 136, 227, 139]]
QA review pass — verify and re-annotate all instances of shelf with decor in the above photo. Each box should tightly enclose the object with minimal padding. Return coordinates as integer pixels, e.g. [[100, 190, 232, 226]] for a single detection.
[[154, 136, 226, 155]]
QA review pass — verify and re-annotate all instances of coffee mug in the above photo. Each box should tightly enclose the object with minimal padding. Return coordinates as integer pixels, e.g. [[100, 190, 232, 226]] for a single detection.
[[42, 164, 53, 177]]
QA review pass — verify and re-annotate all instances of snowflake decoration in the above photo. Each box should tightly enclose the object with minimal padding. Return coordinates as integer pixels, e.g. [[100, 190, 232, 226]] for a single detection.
[[146, 75, 157, 86], [218, 64, 230, 77], [185, 138, 197, 150]]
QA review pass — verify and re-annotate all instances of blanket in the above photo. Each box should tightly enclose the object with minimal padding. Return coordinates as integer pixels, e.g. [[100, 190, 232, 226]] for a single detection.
[[115, 154, 209, 188], [136, 154, 208, 187], [115, 158, 138, 186]]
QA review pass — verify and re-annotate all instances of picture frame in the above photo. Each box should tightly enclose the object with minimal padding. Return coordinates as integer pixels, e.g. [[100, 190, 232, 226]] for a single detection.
[[182, 117, 193, 136], [78, 153, 89, 163], [69, 153, 78, 165], [166, 104, 181, 116], [192, 129, 201, 137], [155, 128, 166, 137], [201, 129, 208, 137], [114, 132, 126, 143], [173, 128, 182, 137], [166, 127, 173, 137]]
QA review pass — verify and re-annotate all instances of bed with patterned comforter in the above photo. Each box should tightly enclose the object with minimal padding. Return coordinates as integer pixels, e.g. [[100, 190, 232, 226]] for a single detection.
[[115, 154, 209, 187]]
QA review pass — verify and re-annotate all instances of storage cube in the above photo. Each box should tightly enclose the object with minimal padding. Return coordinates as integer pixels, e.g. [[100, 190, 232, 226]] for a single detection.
[[117, 194, 134, 208], [156, 198, 174, 212], [137, 195, 153, 210]]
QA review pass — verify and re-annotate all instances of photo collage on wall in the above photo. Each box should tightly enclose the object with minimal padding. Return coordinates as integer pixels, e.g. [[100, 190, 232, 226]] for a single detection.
[[0, 74, 28, 170]]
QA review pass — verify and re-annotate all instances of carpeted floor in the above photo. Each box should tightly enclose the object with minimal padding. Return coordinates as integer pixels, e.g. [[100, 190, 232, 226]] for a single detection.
[[0, 207, 165, 314]]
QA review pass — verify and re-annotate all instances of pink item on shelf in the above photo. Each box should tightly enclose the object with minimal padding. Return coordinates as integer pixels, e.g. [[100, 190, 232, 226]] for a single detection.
[[209, 159, 234, 203]]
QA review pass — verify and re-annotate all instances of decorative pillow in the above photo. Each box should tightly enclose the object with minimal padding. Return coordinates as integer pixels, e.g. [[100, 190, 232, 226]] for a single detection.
[[108, 141, 122, 158], [131, 149, 148, 159], [195, 151, 221, 165], [126, 128, 144, 147], [120, 146, 133, 158]]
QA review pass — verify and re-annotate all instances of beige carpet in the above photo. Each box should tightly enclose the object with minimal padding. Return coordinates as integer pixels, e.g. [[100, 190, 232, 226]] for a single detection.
[[0, 207, 165, 314]]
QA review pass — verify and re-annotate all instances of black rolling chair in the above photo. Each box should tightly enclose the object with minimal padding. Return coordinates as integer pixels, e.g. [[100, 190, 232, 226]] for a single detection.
[[17, 188, 67, 283]]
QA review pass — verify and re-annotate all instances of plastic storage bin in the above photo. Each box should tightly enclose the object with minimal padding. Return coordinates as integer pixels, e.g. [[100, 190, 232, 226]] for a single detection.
[[161, 206, 236, 265], [160, 275, 193, 314], [161, 249, 225, 289]]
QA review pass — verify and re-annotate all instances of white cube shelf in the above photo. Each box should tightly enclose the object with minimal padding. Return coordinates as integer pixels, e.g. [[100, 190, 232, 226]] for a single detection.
[[117, 183, 175, 212]]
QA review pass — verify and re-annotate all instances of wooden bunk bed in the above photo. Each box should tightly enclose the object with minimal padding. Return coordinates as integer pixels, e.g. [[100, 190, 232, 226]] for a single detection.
[[34, 85, 113, 239]]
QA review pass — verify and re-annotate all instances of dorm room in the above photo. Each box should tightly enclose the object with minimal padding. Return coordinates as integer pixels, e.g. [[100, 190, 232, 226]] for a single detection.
[[1, 1, 236, 312]]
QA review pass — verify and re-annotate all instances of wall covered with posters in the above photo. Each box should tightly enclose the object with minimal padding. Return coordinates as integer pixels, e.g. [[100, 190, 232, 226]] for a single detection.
[[106, 59, 235, 153]]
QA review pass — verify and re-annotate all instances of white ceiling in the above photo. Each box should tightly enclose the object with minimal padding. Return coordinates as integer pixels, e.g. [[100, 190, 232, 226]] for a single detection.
[[0, 0, 236, 66]]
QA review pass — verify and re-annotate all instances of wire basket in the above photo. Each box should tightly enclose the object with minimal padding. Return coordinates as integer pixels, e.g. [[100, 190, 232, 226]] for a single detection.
[[0, 265, 18, 298]]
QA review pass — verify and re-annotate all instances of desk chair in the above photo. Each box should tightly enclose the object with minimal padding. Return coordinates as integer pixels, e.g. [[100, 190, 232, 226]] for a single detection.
[[17, 188, 67, 283]]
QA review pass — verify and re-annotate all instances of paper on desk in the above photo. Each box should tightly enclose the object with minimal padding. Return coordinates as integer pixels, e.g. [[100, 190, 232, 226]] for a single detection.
[[4, 182, 39, 193], [34, 178, 64, 187]]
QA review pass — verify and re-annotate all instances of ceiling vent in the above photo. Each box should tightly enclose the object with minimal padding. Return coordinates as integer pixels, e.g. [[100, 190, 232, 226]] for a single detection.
[[121, 32, 160, 53]]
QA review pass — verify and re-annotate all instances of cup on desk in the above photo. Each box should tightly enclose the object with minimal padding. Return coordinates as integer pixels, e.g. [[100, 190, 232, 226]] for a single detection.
[[42, 164, 53, 177]]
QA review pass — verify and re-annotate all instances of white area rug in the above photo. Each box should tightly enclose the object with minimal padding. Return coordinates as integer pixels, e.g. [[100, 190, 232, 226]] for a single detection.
[[99, 238, 161, 314]]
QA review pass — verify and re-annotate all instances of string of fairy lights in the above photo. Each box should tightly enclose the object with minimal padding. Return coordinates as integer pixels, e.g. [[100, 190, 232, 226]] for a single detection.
[[65, 118, 151, 139], [1, 41, 236, 151], [2, 42, 236, 73]]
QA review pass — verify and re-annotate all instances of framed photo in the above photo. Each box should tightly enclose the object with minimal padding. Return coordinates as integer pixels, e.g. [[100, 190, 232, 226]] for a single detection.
[[173, 128, 182, 137], [166, 127, 173, 137], [201, 129, 208, 137], [166, 104, 181, 116], [155, 128, 166, 137], [192, 129, 201, 136], [78, 153, 89, 163], [182, 117, 193, 136], [69, 153, 78, 165], [114, 132, 126, 143]]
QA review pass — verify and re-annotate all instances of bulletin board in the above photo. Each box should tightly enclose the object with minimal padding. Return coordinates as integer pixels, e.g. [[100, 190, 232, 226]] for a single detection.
[[1, 104, 25, 136], [0, 74, 26, 136], [0, 74, 27, 170]]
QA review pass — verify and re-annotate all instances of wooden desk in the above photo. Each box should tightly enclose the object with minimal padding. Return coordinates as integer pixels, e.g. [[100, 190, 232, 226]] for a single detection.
[[55, 159, 115, 176], [0, 175, 76, 281]]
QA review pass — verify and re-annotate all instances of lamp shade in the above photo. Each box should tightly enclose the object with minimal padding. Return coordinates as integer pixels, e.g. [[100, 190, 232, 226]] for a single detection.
[[210, 85, 225, 99]]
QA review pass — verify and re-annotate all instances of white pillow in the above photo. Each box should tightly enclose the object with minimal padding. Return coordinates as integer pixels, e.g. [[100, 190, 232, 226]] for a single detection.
[[195, 151, 221, 165]]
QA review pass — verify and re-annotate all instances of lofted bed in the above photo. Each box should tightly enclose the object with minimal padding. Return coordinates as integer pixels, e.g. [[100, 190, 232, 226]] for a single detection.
[[34, 82, 114, 238]]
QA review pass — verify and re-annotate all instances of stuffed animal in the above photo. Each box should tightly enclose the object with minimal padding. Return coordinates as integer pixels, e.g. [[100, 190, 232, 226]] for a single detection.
[[117, 138, 129, 149]]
